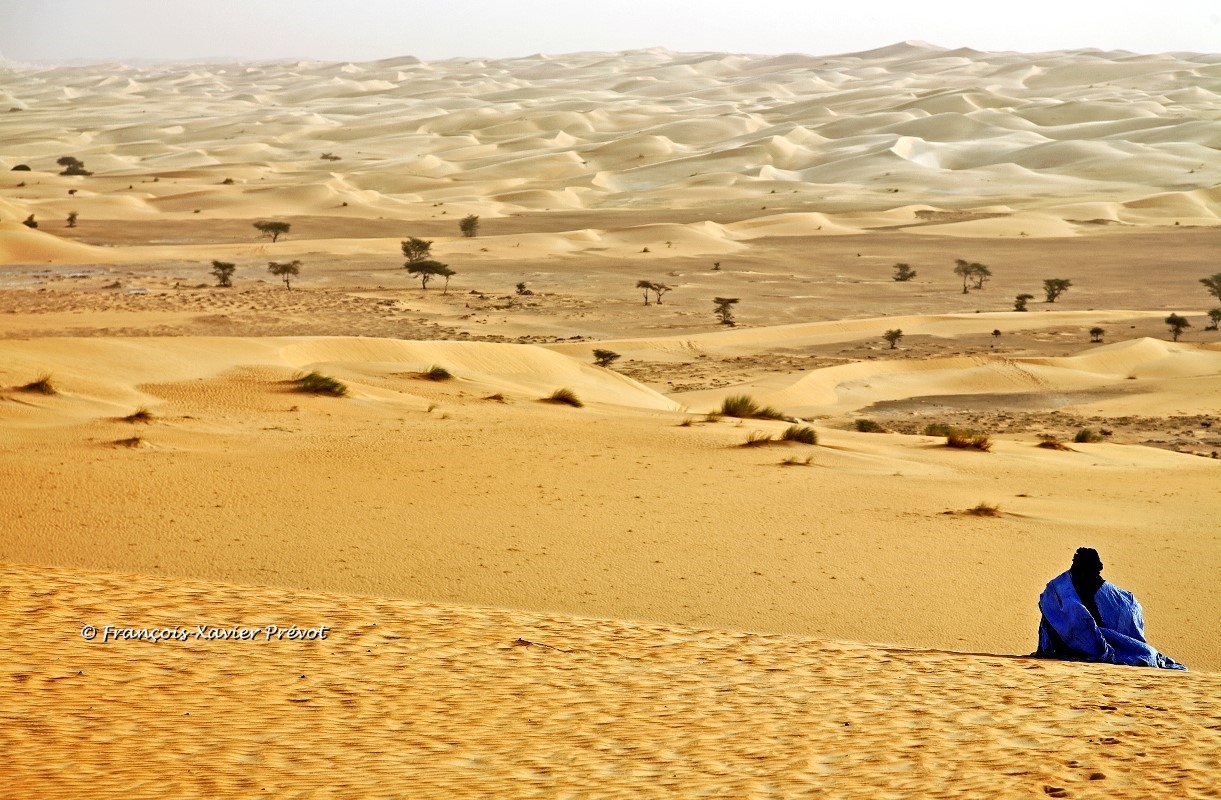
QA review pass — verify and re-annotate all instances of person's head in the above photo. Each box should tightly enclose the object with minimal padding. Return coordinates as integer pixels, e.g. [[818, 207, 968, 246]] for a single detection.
[[1071, 547, 1103, 574]]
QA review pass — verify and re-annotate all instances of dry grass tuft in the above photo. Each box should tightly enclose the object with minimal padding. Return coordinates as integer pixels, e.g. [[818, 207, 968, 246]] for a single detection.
[[544, 388, 583, 408], [293, 371, 348, 397], [720, 394, 785, 420], [741, 430, 774, 447], [1037, 435, 1074, 451], [19, 374, 57, 395], [122, 406, 154, 423], [946, 430, 992, 451], [780, 425, 818, 445], [965, 502, 1001, 517]]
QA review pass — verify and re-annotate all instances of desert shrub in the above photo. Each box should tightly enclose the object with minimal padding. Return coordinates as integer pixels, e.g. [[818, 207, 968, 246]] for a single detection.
[[221, 177, 235, 185], [544, 388, 583, 407], [1089, 327, 1105, 343], [703, 411, 722, 423], [293, 371, 348, 397], [210, 260, 236, 288], [422, 365, 452, 381], [113, 436, 144, 448], [1074, 428, 1103, 443], [484, 393, 506, 402], [946, 430, 992, 451], [720, 394, 784, 420], [459, 214, 480, 238], [892, 262, 917, 282], [66, 211, 78, 228], [515, 282, 533, 295], [741, 430, 774, 447], [1014, 293, 1034, 312], [883, 329, 903, 349], [713, 297, 739, 326], [965, 502, 1001, 517], [122, 406, 154, 423], [1037, 435, 1073, 451], [780, 456, 814, 466], [855, 419, 887, 433], [781, 425, 818, 445], [922, 422, 957, 437], [19, 374, 57, 395]]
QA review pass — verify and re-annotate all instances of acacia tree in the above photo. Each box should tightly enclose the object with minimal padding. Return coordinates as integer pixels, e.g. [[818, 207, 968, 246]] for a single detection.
[[1090, 327, 1105, 343], [593, 349, 621, 368], [1165, 313, 1190, 342], [253, 220, 290, 242], [969, 263, 992, 290], [57, 156, 92, 176], [66, 211, 78, 228], [1014, 293, 1035, 312], [211, 260, 236, 288], [636, 279, 654, 305], [1043, 279, 1072, 303], [459, 214, 480, 238], [953, 259, 974, 294], [1200, 273, 1221, 303], [401, 237, 433, 263], [713, 297, 739, 326], [407, 259, 455, 292], [650, 282, 672, 304], [892, 262, 917, 282], [883, 329, 903, 349], [268, 260, 301, 289], [1207, 308, 1221, 331]]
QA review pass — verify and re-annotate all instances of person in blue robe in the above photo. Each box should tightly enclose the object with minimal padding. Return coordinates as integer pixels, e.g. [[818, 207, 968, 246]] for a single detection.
[[1035, 548, 1186, 670]]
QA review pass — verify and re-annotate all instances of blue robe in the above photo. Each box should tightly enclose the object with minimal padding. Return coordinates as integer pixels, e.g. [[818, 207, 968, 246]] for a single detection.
[[1036, 571, 1186, 670]]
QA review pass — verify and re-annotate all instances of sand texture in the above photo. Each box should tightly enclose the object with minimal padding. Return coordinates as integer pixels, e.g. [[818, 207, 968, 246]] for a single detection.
[[5, 562, 1221, 799], [2, 44, 1220, 796]]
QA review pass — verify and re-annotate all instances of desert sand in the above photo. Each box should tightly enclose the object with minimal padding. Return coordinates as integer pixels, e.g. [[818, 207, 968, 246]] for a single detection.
[[2, 43, 1220, 797]]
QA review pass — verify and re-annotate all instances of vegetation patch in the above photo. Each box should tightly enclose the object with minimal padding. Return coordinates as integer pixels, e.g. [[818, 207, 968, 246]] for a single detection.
[[1037, 435, 1074, 451], [855, 418, 888, 433], [19, 374, 58, 395], [780, 425, 818, 445], [293, 371, 349, 397], [720, 394, 785, 421], [113, 435, 146, 448], [543, 388, 583, 408], [741, 430, 774, 447], [946, 430, 993, 451], [965, 502, 1001, 517], [122, 406, 154, 423], [780, 455, 814, 466], [420, 365, 452, 381], [1074, 428, 1103, 444]]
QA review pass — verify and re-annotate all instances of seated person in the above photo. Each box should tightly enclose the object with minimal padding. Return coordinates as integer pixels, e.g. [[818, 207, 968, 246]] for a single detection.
[[1036, 548, 1186, 670]]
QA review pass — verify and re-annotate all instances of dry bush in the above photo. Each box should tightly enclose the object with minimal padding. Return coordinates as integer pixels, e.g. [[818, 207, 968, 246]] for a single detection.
[[780, 425, 818, 445], [19, 374, 57, 395], [293, 371, 349, 397], [965, 502, 1001, 517], [741, 430, 774, 447], [946, 430, 992, 451], [122, 406, 154, 423], [544, 388, 583, 407], [855, 418, 887, 433]]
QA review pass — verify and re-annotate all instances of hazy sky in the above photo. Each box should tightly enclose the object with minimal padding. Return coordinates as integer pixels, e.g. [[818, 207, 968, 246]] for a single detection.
[[1, 0, 1218, 63]]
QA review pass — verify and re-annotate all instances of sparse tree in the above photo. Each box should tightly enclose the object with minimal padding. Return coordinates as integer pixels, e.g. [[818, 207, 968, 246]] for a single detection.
[[1207, 308, 1221, 331], [268, 260, 301, 289], [1043, 278, 1072, 303], [712, 261, 721, 271], [892, 262, 917, 282], [883, 329, 903, 349], [401, 237, 433, 263], [713, 297, 739, 326], [406, 259, 455, 292], [21, 214, 36, 229], [992, 329, 1002, 340], [969, 262, 992, 290], [66, 211, 78, 228], [253, 220, 290, 242], [1165, 313, 1190, 342], [1089, 326, 1105, 343], [211, 260, 236, 288], [57, 156, 92, 176], [515, 281, 533, 295], [1014, 293, 1034, 312], [593, 349, 621, 368], [650, 282, 672, 305], [636, 279, 654, 305], [953, 259, 974, 294], [1200, 273, 1221, 303], [459, 214, 480, 238]]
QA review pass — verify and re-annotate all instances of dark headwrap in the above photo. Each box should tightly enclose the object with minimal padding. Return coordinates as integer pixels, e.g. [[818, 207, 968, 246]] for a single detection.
[[1070, 547, 1105, 624]]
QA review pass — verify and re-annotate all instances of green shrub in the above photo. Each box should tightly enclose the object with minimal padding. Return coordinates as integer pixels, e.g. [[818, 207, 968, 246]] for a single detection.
[[781, 425, 818, 445], [293, 371, 349, 397], [1074, 428, 1103, 444], [741, 430, 773, 447], [19, 374, 58, 395], [720, 394, 785, 420], [923, 422, 957, 437], [544, 388, 583, 407], [422, 365, 452, 381], [855, 419, 887, 433]]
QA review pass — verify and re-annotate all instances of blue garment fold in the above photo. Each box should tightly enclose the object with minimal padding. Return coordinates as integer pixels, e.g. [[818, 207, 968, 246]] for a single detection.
[[1036, 571, 1186, 670]]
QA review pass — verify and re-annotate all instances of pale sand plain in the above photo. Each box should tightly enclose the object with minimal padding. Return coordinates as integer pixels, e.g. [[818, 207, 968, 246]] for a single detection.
[[2, 43, 1221, 797]]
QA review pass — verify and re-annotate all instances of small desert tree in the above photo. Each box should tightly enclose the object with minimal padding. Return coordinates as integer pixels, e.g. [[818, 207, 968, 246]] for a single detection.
[[66, 211, 78, 228], [892, 262, 917, 282], [1043, 279, 1072, 303], [1207, 308, 1221, 331], [1165, 313, 1190, 342], [713, 297, 739, 326], [1014, 293, 1034, 312], [650, 282, 672, 305], [953, 259, 973, 294], [407, 259, 455, 292], [515, 282, 532, 295], [636, 279, 654, 305], [253, 220, 290, 242], [969, 262, 992, 290], [883, 329, 903, 349], [1089, 327, 1105, 343], [1200, 273, 1221, 303], [401, 237, 433, 264], [211, 260, 236, 288], [57, 156, 92, 176], [459, 214, 480, 238], [268, 260, 301, 289], [593, 349, 621, 368]]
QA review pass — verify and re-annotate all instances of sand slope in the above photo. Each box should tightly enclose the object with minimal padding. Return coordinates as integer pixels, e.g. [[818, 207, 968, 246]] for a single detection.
[[4, 562, 1218, 799]]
